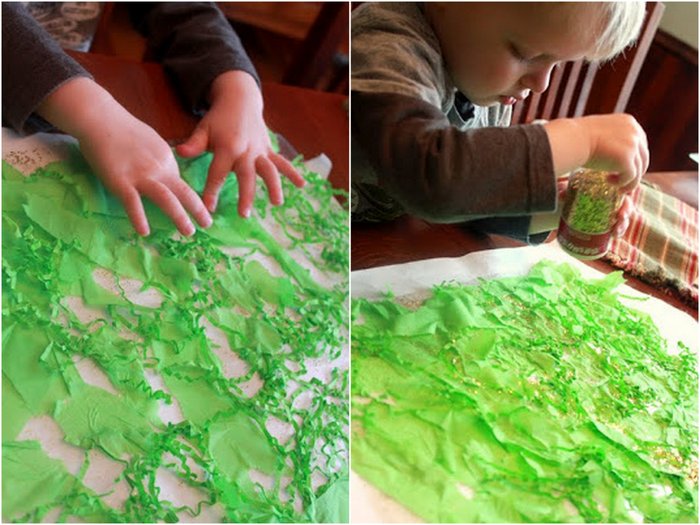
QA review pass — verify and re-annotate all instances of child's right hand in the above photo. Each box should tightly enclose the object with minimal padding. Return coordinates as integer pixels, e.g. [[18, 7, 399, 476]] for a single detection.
[[37, 77, 212, 236], [577, 114, 649, 193], [544, 113, 649, 195]]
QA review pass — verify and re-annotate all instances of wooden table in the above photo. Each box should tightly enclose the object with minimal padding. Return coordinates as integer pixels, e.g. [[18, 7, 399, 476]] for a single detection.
[[353, 171, 698, 319], [66, 50, 349, 192]]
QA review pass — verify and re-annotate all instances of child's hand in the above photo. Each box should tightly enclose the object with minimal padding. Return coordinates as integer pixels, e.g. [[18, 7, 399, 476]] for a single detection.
[[79, 111, 212, 236], [613, 194, 634, 237], [176, 71, 305, 217], [36, 77, 212, 236], [578, 114, 649, 193], [544, 113, 649, 194]]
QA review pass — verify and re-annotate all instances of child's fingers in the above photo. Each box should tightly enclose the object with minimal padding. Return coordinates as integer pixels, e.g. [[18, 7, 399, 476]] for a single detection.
[[120, 187, 150, 236], [613, 195, 634, 237], [609, 134, 648, 194], [170, 178, 213, 228], [271, 152, 305, 187], [619, 194, 634, 216], [607, 167, 638, 194], [203, 150, 234, 213], [606, 169, 630, 188], [140, 180, 195, 236], [613, 215, 630, 238], [556, 179, 568, 200], [256, 156, 283, 205], [620, 165, 642, 194], [621, 139, 649, 194], [235, 159, 256, 218], [176, 127, 209, 158], [639, 128, 650, 174]]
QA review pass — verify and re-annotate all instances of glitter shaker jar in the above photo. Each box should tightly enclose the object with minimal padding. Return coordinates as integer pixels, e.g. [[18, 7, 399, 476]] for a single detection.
[[557, 169, 622, 260]]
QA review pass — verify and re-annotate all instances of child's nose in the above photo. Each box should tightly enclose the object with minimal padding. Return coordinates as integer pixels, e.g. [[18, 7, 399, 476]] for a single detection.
[[520, 64, 556, 94]]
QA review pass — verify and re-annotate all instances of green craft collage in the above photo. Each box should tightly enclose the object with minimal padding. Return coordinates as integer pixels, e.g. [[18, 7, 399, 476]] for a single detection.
[[2, 1, 698, 524]]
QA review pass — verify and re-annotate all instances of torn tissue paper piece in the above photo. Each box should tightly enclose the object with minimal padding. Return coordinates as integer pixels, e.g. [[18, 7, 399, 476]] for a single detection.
[[2, 130, 349, 523]]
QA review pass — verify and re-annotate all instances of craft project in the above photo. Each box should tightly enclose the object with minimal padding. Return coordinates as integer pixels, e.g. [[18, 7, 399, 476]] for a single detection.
[[2, 136, 349, 523], [352, 261, 697, 523]]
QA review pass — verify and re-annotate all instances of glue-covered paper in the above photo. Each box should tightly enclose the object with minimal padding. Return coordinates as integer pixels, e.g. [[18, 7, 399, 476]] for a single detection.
[[352, 261, 697, 523], [3, 137, 349, 523]]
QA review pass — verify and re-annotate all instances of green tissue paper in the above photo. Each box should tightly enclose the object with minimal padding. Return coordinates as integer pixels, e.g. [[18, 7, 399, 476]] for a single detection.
[[352, 261, 697, 523], [2, 143, 349, 523]]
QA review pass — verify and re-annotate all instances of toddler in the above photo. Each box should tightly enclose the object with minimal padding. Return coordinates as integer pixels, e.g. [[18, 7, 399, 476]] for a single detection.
[[351, 2, 648, 243]]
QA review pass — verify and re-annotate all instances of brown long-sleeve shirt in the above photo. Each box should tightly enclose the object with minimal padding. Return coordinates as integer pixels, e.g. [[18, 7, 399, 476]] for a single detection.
[[2, 2, 259, 134]]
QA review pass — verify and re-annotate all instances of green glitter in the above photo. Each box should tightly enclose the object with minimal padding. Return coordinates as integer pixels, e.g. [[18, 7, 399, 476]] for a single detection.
[[569, 193, 616, 233], [352, 261, 697, 523], [2, 142, 349, 522], [562, 170, 619, 236]]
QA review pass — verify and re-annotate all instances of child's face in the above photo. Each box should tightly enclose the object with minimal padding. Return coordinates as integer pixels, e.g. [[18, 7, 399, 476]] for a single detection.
[[425, 3, 601, 107]]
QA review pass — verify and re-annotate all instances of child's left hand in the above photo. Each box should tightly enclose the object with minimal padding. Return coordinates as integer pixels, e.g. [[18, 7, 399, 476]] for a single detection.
[[176, 71, 305, 217]]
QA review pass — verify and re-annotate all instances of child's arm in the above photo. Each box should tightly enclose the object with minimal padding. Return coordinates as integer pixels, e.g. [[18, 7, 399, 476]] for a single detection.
[[352, 91, 558, 224], [353, 91, 645, 237], [130, 3, 304, 217], [128, 3, 260, 114], [3, 2, 90, 134], [3, 3, 211, 237], [37, 77, 212, 236]]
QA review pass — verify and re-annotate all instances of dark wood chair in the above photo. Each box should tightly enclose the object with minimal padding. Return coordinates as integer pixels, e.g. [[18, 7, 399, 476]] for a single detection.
[[89, 2, 349, 93], [89, 2, 146, 60], [282, 3, 349, 93], [511, 2, 666, 124], [219, 2, 349, 93]]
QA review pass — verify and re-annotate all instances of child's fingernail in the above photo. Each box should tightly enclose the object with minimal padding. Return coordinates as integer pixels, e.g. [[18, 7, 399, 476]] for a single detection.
[[607, 173, 621, 185], [203, 214, 213, 228], [243, 208, 251, 218]]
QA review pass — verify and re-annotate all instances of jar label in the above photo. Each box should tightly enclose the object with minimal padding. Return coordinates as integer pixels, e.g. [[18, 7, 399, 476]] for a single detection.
[[557, 218, 611, 259]]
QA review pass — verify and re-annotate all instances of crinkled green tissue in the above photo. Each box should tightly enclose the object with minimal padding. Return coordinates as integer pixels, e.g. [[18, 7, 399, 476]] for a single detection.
[[2, 144, 349, 523], [352, 262, 697, 523]]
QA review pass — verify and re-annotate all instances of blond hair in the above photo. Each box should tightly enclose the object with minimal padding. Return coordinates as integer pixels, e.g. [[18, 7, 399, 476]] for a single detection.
[[580, 2, 647, 61]]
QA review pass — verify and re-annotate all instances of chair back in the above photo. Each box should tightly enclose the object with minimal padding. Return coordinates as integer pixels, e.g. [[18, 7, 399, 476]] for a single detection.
[[282, 3, 350, 93], [511, 2, 665, 124]]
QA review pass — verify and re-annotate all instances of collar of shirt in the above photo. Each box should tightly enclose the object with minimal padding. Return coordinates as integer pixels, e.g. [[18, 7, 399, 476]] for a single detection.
[[454, 91, 475, 121]]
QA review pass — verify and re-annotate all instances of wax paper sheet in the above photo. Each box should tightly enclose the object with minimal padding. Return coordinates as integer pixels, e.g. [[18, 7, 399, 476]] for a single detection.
[[2, 130, 349, 523], [351, 245, 698, 523]]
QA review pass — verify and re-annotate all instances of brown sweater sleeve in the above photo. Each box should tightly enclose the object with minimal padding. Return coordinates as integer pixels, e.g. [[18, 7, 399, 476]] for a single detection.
[[352, 90, 557, 223], [2, 2, 92, 134], [128, 2, 260, 115]]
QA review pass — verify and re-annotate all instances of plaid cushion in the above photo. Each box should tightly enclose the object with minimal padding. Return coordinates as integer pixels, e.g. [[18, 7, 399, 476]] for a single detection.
[[604, 182, 698, 306]]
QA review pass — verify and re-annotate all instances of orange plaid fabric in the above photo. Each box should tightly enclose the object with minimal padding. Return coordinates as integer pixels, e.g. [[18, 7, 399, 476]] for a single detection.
[[604, 182, 698, 306]]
